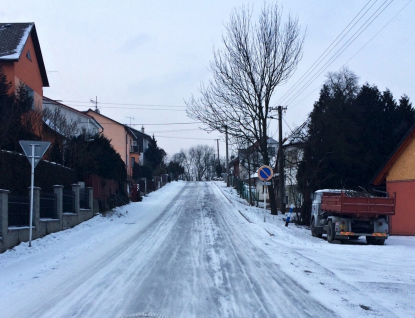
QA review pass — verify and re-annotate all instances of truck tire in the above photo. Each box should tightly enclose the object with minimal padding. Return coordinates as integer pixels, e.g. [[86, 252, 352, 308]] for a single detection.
[[366, 236, 385, 245], [327, 220, 336, 243], [310, 218, 322, 238]]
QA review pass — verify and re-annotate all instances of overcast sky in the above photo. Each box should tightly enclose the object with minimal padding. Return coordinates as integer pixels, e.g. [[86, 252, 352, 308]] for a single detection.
[[2, 0, 414, 159]]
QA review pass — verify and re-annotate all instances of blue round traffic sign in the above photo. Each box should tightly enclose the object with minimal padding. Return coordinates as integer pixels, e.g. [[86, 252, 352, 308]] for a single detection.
[[258, 165, 273, 181]]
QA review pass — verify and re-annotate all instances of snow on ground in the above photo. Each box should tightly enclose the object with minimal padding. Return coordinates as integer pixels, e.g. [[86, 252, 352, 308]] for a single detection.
[[217, 182, 415, 318], [0, 180, 414, 318]]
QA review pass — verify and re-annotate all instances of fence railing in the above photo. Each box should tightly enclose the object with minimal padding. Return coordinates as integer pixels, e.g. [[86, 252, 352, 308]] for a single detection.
[[40, 192, 57, 219], [62, 190, 75, 213], [8, 194, 30, 226], [233, 177, 259, 206], [79, 188, 90, 209]]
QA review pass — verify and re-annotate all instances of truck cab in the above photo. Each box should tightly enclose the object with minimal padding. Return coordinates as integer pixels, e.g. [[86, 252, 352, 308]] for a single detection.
[[310, 189, 342, 238]]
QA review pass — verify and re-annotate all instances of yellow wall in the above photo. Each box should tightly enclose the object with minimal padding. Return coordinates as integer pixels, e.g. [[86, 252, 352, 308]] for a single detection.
[[387, 136, 415, 182]]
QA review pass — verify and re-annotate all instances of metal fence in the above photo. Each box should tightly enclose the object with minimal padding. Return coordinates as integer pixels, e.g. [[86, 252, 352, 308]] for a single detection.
[[233, 178, 259, 206], [8, 195, 30, 226], [79, 188, 90, 209], [62, 189, 75, 213], [40, 192, 57, 219]]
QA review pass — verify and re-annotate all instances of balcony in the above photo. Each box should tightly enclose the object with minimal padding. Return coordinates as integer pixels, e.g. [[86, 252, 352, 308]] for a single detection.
[[130, 145, 139, 153]]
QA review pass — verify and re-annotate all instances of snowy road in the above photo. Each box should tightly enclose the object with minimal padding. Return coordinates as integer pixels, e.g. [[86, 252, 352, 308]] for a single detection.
[[1, 181, 414, 318]]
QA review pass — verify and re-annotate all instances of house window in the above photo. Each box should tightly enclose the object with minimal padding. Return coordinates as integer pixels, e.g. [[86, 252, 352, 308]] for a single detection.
[[26, 50, 32, 61]]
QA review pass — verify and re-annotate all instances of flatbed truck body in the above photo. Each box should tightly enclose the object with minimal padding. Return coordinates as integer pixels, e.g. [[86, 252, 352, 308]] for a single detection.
[[310, 190, 395, 245]]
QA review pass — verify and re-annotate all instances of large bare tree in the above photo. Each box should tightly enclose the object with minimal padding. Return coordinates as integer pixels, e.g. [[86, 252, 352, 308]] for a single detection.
[[186, 3, 304, 214]]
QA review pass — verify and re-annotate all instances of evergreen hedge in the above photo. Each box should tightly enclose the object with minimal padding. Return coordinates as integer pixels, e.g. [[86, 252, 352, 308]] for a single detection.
[[0, 150, 77, 195]]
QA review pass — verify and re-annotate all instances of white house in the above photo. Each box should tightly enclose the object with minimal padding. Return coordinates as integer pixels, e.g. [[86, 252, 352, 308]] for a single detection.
[[43, 97, 102, 136]]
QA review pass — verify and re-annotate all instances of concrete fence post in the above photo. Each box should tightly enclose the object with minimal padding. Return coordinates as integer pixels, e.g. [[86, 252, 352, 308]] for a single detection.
[[29, 187, 41, 238], [0, 189, 10, 239], [53, 185, 63, 229], [72, 184, 80, 223], [87, 187, 93, 211]]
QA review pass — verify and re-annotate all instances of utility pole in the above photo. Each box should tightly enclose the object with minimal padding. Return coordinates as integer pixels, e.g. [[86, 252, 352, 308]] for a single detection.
[[278, 106, 287, 213], [225, 126, 229, 187], [215, 139, 220, 165]]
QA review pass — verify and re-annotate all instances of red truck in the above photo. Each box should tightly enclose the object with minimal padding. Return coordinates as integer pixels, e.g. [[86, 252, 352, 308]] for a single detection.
[[310, 190, 395, 245]]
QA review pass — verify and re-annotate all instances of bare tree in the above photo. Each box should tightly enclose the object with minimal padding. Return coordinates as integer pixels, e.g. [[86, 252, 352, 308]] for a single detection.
[[176, 150, 192, 181], [188, 145, 215, 181], [186, 3, 304, 214], [174, 145, 216, 181]]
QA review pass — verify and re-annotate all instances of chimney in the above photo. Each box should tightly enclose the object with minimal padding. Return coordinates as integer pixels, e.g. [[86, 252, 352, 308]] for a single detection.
[[141, 126, 145, 134]]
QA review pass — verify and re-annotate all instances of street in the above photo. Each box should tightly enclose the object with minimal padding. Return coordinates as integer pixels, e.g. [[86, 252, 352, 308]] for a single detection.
[[1, 181, 414, 318]]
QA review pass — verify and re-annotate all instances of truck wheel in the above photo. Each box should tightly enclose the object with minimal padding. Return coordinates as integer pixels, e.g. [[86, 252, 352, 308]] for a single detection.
[[311, 218, 322, 238], [327, 220, 335, 243]]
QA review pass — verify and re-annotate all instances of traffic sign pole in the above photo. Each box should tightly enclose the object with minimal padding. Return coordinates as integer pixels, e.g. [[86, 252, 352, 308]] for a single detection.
[[258, 165, 274, 222], [263, 185, 267, 222], [29, 145, 36, 247], [19, 140, 50, 247]]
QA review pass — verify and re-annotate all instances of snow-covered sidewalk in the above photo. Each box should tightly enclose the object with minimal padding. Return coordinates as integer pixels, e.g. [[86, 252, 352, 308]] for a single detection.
[[217, 181, 415, 318]]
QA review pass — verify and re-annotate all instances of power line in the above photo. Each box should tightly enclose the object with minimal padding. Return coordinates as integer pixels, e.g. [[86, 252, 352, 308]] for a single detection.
[[276, 0, 377, 106], [341, 0, 412, 67], [288, 0, 410, 111], [154, 135, 216, 141], [276, 0, 394, 109], [61, 100, 186, 108], [283, 0, 394, 107], [98, 121, 202, 126]]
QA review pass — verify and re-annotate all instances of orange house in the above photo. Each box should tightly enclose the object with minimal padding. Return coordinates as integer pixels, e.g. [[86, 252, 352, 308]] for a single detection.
[[0, 23, 49, 111], [373, 124, 415, 235], [84, 109, 139, 182]]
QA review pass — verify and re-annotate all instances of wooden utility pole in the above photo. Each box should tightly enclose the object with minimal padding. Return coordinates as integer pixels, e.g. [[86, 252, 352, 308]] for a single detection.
[[225, 126, 229, 187], [278, 106, 287, 213], [215, 139, 220, 164]]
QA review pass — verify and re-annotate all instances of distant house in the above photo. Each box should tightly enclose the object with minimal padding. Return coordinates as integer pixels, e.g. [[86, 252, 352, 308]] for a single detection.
[[84, 109, 137, 181], [125, 126, 153, 166], [279, 121, 307, 209], [43, 97, 102, 137], [229, 138, 278, 204], [0, 23, 49, 111], [373, 123, 415, 235], [231, 138, 277, 182]]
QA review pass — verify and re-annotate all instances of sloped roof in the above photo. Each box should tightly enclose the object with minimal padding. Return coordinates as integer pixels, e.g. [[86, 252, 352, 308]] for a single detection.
[[0, 23, 49, 87], [373, 123, 415, 185], [43, 97, 103, 130], [283, 120, 308, 147]]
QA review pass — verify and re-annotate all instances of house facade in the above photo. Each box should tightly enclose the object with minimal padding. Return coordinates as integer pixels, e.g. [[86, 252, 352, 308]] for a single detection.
[[126, 126, 152, 166], [0, 23, 48, 111], [43, 97, 102, 136], [85, 109, 136, 181], [373, 124, 415, 235]]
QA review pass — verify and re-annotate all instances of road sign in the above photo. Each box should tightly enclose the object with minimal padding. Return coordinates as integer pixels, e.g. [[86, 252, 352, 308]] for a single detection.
[[19, 140, 51, 168], [262, 181, 271, 185], [19, 140, 50, 248], [258, 165, 273, 181]]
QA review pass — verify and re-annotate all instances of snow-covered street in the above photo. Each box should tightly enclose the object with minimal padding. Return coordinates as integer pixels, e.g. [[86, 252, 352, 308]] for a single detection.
[[0, 181, 414, 318]]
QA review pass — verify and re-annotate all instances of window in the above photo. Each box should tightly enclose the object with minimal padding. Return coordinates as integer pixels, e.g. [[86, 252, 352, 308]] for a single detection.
[[26, 50, 32, 61]]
